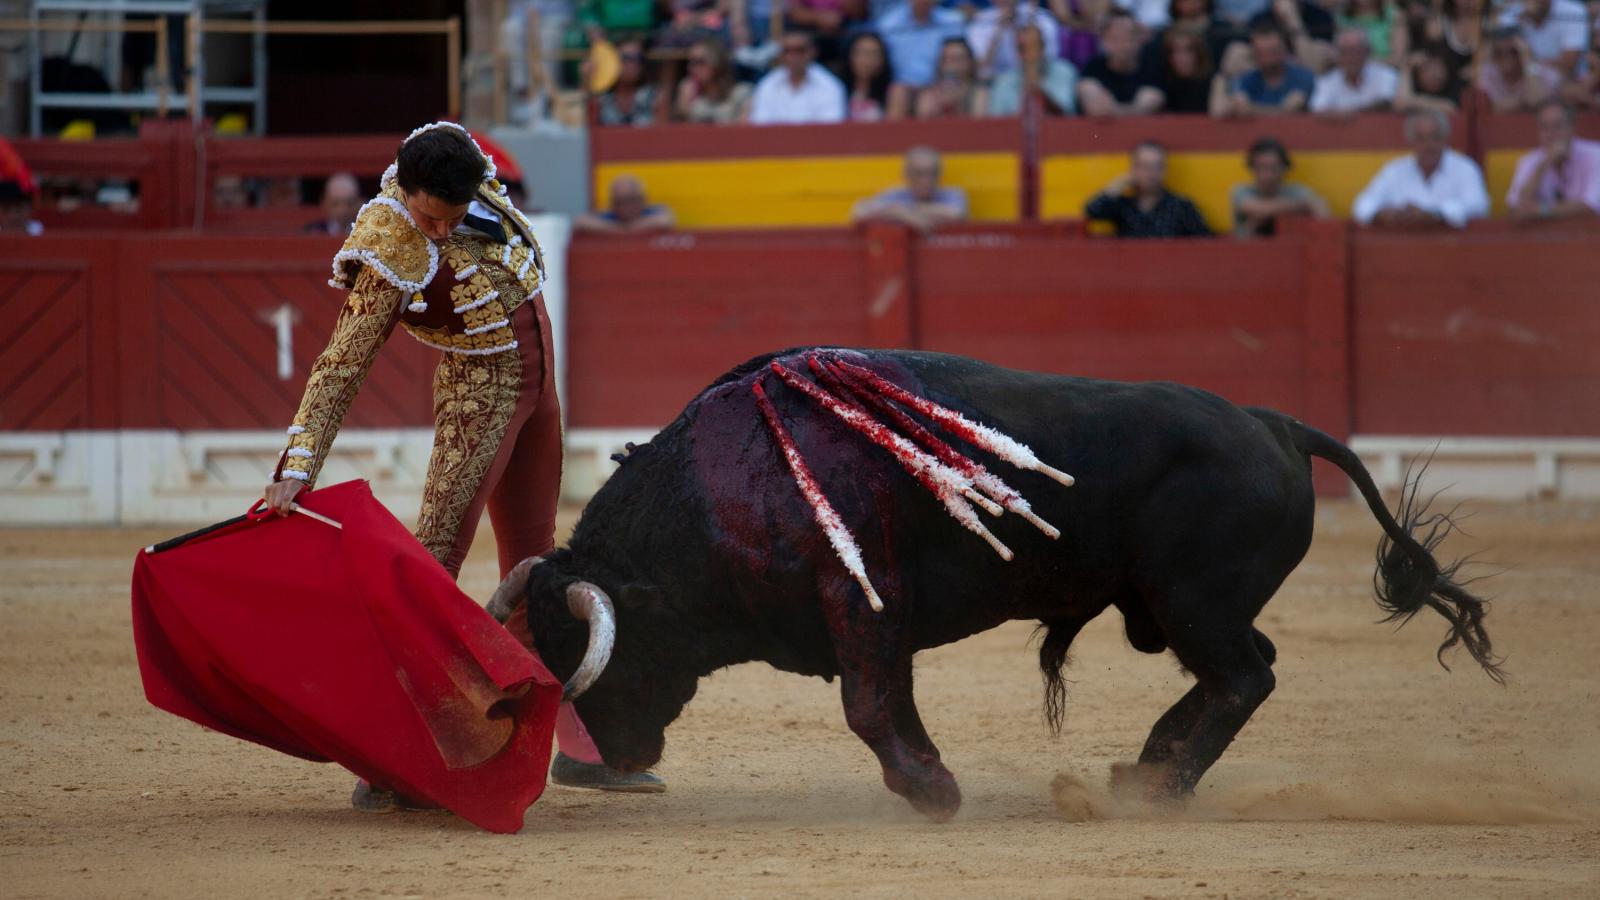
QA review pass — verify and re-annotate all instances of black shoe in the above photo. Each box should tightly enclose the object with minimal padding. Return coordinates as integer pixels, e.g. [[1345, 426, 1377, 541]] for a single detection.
[[351, 779, 399, 813], [549, 752, 666, 793], [350, 779, 439, 812]]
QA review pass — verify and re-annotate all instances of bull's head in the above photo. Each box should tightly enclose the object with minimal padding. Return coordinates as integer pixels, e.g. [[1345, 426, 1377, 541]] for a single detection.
[[488, 554, 699, 773]]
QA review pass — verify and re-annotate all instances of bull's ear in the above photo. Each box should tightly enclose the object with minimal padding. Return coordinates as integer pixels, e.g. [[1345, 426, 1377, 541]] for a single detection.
[[615, 582, 664, 611]]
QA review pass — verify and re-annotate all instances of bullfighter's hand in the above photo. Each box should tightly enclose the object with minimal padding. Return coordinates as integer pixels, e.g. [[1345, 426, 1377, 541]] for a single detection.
[[263, 478, 305, 516]]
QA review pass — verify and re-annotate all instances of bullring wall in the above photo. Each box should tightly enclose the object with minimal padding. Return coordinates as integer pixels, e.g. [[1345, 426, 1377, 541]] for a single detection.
[[4, 218, 1598, 522]]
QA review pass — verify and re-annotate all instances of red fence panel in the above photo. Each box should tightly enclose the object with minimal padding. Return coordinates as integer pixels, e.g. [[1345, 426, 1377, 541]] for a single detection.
[[0, 237, 121, 429], [111, 235, 438, 431], [565, 228, 895, 427], [911, 224, 1318, 417], [1351, 222, 1600, 436]]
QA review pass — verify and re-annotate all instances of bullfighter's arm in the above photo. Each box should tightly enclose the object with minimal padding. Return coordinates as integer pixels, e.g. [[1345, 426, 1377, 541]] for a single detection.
[[274, 266, 406, 488]]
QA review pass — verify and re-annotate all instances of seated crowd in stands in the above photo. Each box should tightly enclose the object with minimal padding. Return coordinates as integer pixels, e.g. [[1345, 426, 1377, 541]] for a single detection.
[[558, 0, 1600, 124]]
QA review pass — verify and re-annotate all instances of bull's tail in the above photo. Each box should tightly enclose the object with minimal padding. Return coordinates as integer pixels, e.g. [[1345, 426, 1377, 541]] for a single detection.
[[1301, 425, 1506, 683]]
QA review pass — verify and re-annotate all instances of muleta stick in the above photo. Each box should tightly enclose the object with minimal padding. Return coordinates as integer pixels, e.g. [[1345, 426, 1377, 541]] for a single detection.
[[768, 362, 1014, 561], [831, 359, 1076, 488], [813, 355, 1061, 540], [752, 378, 885, 612]]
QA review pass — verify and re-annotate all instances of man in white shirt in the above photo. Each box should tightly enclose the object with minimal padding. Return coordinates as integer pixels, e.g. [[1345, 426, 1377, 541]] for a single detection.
[[966, 0, 1061, 79], [1310, 29, 1398, 113], [1353, 110, 1490, 228], [1497, 0, 1589, 79], [748, 30, 848, 124]]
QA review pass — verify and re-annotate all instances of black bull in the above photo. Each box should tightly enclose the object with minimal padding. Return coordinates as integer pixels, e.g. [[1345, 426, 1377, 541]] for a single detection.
[[497, 348, 1502, 820]]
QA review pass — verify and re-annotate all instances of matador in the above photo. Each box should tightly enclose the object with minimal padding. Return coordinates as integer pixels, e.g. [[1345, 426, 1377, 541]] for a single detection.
[[263, 122, 665, 807]]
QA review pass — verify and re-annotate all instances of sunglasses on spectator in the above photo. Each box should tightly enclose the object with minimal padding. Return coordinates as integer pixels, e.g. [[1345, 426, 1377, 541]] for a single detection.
[[782, 43, 810, 55], [622, 53, 645, 62], [689, 55, 710, 65]]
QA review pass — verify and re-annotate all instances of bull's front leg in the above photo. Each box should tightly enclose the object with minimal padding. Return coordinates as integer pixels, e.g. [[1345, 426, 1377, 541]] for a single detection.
[[820, 574, 961, 821]]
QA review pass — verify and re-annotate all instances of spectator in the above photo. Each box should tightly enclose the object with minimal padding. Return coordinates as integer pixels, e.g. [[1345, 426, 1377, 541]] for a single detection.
[[877, 0, 966, 91], [1140, 0, 1237, 74], [214, 175, 252, 209], [1212, 22, 1315, 116], [579, 0, 659, 36], [968, 0, 1063, 79], [1310, 28, 1399, 112], [1353, 109, 1488, 228], [1084, 140, 1212, 236], [1249, 0, 1337, 67], [1507, 100, 1600, 220], [1078, 11, 1168, 114], [305, 173, 361, 236], [676, 36, 755, 121], [575, 174, 677, 232], [785, 0, 867, 65], [0, 181, 42, 236], [1335, 0, 1396, 61], [1159, 26, 1218, 112], [843, 31, 904, 119], [990, 24, 1081, 113], [1568, 36, 1600, 108], [916, 37, 989, 116], [1214, 0, 1271, 30], [592, 37, 659, 126], [1433, 0, 1491, 79], [851, 145, 970, 231], [0, 139, 41, 236], [1049, 0, 1111, 69], [1231, 137, 1330, 235], [1396, 45, 1462, 111], [656, 0, 728, 49], [1497, 0, 1588, 81], [748, 30, 848, 122], [1479, 28, 1562, 111], [1112, 0, 1173, 30]]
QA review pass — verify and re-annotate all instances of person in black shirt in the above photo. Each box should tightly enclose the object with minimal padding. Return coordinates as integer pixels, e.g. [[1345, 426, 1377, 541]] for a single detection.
[[1077, 11, 1167, 115], [1159, 27, 1217, 112], [1084, 141, 1213, 237]]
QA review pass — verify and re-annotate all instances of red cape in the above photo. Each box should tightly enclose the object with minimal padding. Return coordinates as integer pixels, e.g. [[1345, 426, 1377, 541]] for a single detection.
[[131, 480, 559, 833]]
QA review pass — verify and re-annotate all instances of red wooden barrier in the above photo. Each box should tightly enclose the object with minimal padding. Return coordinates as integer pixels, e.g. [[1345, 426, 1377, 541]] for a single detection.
[[1350, 221, 1600, 436], [565, 228, 898, 427], [0, 233, 437, 432]]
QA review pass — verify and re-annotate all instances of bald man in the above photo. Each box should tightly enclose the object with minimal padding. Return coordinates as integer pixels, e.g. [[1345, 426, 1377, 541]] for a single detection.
[[574, 175, 676, 233], [851, 146, 969, 233], [305, 172, 362, 236]]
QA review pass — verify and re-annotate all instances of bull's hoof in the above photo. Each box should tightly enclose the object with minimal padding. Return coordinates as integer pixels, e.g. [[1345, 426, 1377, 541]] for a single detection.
[[886, 767, 962, 822], [1108, 762, 1187, 806]]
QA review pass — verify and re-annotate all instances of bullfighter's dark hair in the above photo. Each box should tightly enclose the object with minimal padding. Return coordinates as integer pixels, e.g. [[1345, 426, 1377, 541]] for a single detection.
[[395, 127, 486, 206]]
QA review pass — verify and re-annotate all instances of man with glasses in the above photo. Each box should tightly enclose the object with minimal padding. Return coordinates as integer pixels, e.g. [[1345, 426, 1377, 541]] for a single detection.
[[1507, 100, 1600, 220], [748, 29, 848, 123]]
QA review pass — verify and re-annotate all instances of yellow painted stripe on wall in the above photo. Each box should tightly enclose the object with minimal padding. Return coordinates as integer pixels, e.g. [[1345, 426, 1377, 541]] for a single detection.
[[595, 153, 1018, 228], [1485, 149, 1524, 215], [1042, 150, 1400, 233]]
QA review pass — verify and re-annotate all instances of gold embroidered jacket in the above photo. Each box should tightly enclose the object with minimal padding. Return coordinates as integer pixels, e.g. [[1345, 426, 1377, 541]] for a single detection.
[[276, 183, 545, 487]]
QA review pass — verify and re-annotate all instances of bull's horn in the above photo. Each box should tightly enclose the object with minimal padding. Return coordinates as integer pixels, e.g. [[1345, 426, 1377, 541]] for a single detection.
[[562, 582, 616, 701], [485, 556, 545, 624]]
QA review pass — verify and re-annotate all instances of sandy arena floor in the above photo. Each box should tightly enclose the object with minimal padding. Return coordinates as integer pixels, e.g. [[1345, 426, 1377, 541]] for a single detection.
[[2, 499, 1597, 898]]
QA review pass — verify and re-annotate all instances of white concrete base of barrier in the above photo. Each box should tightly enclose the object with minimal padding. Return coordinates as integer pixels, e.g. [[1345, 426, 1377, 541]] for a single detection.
[[4, 430, 1595, 525], [1349, 436, 1600, 500], [0, 427, 661, 526]]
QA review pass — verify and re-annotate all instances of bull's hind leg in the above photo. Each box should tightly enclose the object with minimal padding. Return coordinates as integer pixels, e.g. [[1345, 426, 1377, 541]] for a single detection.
[[1135, 624, 1276, 799], [819, 573, 960, 820], [1134, 627, 1277, 770]]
